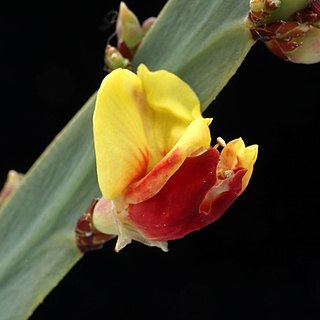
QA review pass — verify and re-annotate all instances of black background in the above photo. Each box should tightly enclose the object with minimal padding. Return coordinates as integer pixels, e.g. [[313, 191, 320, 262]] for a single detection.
[[1, 1, 320, 319]]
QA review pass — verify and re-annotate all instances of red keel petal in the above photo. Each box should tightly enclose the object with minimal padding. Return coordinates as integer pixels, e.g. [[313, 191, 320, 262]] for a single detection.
[[128, 149, 218, 240], [199, 168, 246, 225], [128, 148, 247, 241]]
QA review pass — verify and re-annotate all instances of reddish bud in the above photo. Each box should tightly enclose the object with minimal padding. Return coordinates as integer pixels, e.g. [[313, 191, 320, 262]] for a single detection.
[[75, 199, 114, 252], [104, 45, 130, 72], [0, 170, 24, 207]]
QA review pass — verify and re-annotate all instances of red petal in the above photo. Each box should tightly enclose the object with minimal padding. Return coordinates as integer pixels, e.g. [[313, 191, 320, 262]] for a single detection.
[[199, 168, 246, 225], [311, 0, 320, 15], [117, 40, 133, 60], [266, 39, 290, 60], [278, 40, 299, 52], [128, 149, 219, 241], [127, 148, 246, 242], [125, 149, 183, 204], [128, 149, 247, 241]]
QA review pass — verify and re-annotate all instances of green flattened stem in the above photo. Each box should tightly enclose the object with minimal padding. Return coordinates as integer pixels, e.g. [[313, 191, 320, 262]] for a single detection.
[[0, 94, 100, 320], [269, 0, 310, 22], [133, 0, 254, 111], [0, 0, 254, 319]]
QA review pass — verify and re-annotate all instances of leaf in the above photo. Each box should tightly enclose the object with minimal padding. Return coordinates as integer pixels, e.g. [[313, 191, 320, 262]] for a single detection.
[[133, 0, 254, 111], [0, 94, 100, 320], [0, 1, 253, 319]]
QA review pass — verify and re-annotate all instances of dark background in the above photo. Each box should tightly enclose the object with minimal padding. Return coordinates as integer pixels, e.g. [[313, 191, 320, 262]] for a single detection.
[[1, 1, 320, 319]]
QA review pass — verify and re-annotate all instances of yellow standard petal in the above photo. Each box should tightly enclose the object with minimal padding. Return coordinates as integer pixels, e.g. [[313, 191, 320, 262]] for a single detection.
[[93, 68, 149, 200], [137, 64, 205, 167]]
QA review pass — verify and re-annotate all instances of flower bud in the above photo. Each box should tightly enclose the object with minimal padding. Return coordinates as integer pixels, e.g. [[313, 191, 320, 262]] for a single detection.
[[116, 2, 144, 50], [296, 0, 320, 26], [250, 0, 320, 64], [104, 45, 130, 72], [283, 26, 320, 63], [142, 17, 157, 34], [0, 170, 24, 207], [249, 0, 281, 25], [75, 198, 115, 252]]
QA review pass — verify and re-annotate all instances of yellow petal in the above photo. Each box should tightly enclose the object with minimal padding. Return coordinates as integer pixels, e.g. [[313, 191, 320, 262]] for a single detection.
[[220, 138, 258, 191], [173, 118, 212, 155], [137, 64, 206, 167], [220, 138, 246, 169], [238, 144, 258, 190], [93, 68, 149, 199], [94, 64, 212, 201], [137, 64, 201, 121]]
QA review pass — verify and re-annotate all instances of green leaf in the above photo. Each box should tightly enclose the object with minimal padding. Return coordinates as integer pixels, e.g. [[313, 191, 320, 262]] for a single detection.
[[133, 0, 254, 111], [269, 0, 309, 22], [0, 94, 99, 320], [0, 0, 253, 319]]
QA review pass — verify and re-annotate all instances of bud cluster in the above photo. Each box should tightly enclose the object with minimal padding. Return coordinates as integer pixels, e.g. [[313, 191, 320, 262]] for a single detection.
[[104, 2, 157, 72], [249, 0, 320, 63]]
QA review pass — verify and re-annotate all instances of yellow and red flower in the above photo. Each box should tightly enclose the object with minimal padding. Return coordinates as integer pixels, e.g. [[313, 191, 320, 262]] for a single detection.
[[92, 64, 258, 251]]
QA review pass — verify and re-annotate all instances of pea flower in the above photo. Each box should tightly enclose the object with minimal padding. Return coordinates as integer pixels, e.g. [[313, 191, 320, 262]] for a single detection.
[[92, 64, 258, 252]]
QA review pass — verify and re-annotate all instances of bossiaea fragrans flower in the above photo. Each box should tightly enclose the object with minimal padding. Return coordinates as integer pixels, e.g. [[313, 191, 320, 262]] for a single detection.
[[92, 64, 258, 252]]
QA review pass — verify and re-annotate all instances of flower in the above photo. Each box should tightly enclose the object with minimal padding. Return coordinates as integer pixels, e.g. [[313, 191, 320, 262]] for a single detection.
[[92, 64, 258, 252]]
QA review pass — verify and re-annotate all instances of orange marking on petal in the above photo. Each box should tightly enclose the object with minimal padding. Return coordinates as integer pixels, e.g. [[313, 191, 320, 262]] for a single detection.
[[125, 148, 183, 204]]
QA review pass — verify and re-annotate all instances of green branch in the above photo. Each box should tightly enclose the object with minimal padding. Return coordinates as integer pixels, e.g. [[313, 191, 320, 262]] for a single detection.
[[0, 1, 253, 319]]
